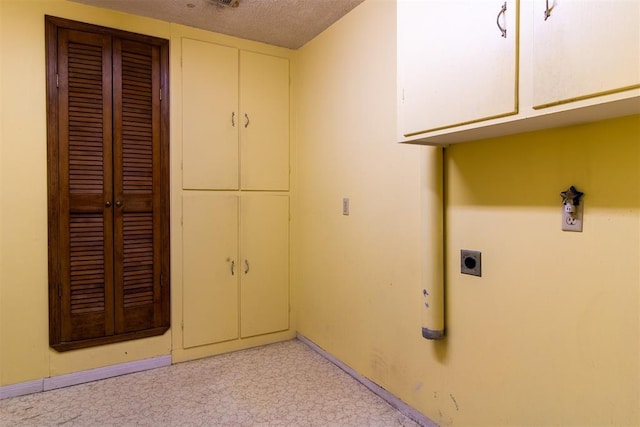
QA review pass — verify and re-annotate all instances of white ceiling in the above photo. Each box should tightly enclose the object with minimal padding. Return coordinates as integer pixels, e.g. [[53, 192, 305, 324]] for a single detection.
[[68, 0, 366, 49]]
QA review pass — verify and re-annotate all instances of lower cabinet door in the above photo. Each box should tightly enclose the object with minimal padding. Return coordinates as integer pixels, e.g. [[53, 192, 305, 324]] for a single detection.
[[182, 192, 239, 348], [240, 193, 290, 338]]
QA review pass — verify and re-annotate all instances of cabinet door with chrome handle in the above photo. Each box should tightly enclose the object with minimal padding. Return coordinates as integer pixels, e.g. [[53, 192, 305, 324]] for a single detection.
[[182, 192, 239, 348], [182, 38, 239, 190], [397, 0, 518, 138], [532, 0, 640, 109], [240, 194, 289, 338]]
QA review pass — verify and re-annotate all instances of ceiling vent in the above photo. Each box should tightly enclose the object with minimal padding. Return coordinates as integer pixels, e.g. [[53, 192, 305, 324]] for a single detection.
[[209, 0, 240, 7]]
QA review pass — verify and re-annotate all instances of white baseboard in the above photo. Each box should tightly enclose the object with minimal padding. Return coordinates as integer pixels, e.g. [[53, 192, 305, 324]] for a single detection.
[[0, 355, 171, 400], [0, 379, 44, 400], [297, 334, 437, 427]]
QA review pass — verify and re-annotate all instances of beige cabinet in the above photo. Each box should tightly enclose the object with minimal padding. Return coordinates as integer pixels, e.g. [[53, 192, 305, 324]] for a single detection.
[[182, 38, 290, 190], [398, 0, 518, 137], [182, 191, 289, 348], [532, 0, 640, 108]]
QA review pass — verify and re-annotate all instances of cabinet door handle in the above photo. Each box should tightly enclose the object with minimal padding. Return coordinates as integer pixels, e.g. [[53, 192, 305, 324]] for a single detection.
[[105, 201, 112, 208], [115, 200, 122, 208], [244, 113, 250, 128], [244, 259, 250, 274], [544, 0, 554, 21], [232, 112, 236, 127], [231, 260, 235, 276], [496, 2, 507, 38]]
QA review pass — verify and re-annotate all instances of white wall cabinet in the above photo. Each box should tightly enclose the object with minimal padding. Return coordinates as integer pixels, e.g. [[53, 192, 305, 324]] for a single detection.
[[398, 0, 640, 145], [398, 0, 518, 137], [182, 192, 289, 348], [532, 0, 640, 108], [182, 38, 290, 190]]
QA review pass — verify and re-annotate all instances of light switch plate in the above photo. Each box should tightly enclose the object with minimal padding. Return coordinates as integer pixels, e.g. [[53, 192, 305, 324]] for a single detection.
[[562, 203, 583, 232], [342, 198, 349, 216]]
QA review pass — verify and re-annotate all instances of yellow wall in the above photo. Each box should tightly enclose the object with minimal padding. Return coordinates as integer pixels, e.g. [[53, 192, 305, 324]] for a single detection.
[[444, 116, 639, 426], [0, 0, 294, 386], [293, 0, 639, 425], [0, 0, 4, 384]]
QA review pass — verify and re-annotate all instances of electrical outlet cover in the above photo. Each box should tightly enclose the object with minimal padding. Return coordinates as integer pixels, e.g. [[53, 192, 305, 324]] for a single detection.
[[461, 250, 481, 276], [562, 203, 583, 232]]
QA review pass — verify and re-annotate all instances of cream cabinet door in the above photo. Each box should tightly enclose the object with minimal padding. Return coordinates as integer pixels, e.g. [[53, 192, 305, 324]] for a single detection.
[[182, 39, 239, 190], [182, 192, 239, 348], [240, 194, 289, 338], [239, 52, 290, 191], [533, 0, 640, 108], [398, 0, 518, 136]]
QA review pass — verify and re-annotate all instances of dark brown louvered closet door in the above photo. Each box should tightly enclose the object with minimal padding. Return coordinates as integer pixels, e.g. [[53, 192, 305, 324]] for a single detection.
[[57, 27, 115, 343], [113, 39, 163, 334], [46, 17, 170, 351]]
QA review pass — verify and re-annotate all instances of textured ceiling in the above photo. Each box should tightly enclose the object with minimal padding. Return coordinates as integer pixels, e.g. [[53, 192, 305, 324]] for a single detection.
[[68, 0, 366, 49]]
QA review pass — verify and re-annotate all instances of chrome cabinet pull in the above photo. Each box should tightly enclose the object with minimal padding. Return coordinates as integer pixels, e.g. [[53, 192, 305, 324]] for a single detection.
[[497, 2, 507, 38], [244, 113, 250, 128], [244, 259, 250, 274], [544, 0, 554, 21]]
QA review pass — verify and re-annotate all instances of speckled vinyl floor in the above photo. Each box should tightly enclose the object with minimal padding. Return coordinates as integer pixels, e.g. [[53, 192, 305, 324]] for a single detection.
[[0, 339, 421, 426]]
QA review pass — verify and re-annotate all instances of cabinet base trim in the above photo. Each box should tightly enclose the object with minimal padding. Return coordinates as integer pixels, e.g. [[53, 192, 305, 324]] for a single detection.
[[404, 110, 519, 138], [533, 84, 640, 110]]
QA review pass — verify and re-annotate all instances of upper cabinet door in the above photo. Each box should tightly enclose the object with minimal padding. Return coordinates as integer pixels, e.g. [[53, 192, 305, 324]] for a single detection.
[[398, 0, 518, 137], [182, 39, 239, 190], [240, 51, 290, 191], [533, 0, 640, 109]]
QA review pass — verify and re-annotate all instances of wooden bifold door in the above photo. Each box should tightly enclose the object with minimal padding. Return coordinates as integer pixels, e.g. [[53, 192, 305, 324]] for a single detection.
[[46, 17, 170, 351]]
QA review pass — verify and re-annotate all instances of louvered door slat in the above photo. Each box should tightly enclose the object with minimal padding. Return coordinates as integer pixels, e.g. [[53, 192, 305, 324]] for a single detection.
[[69, 213, 105, 317], [122, 212, 154, 310]]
